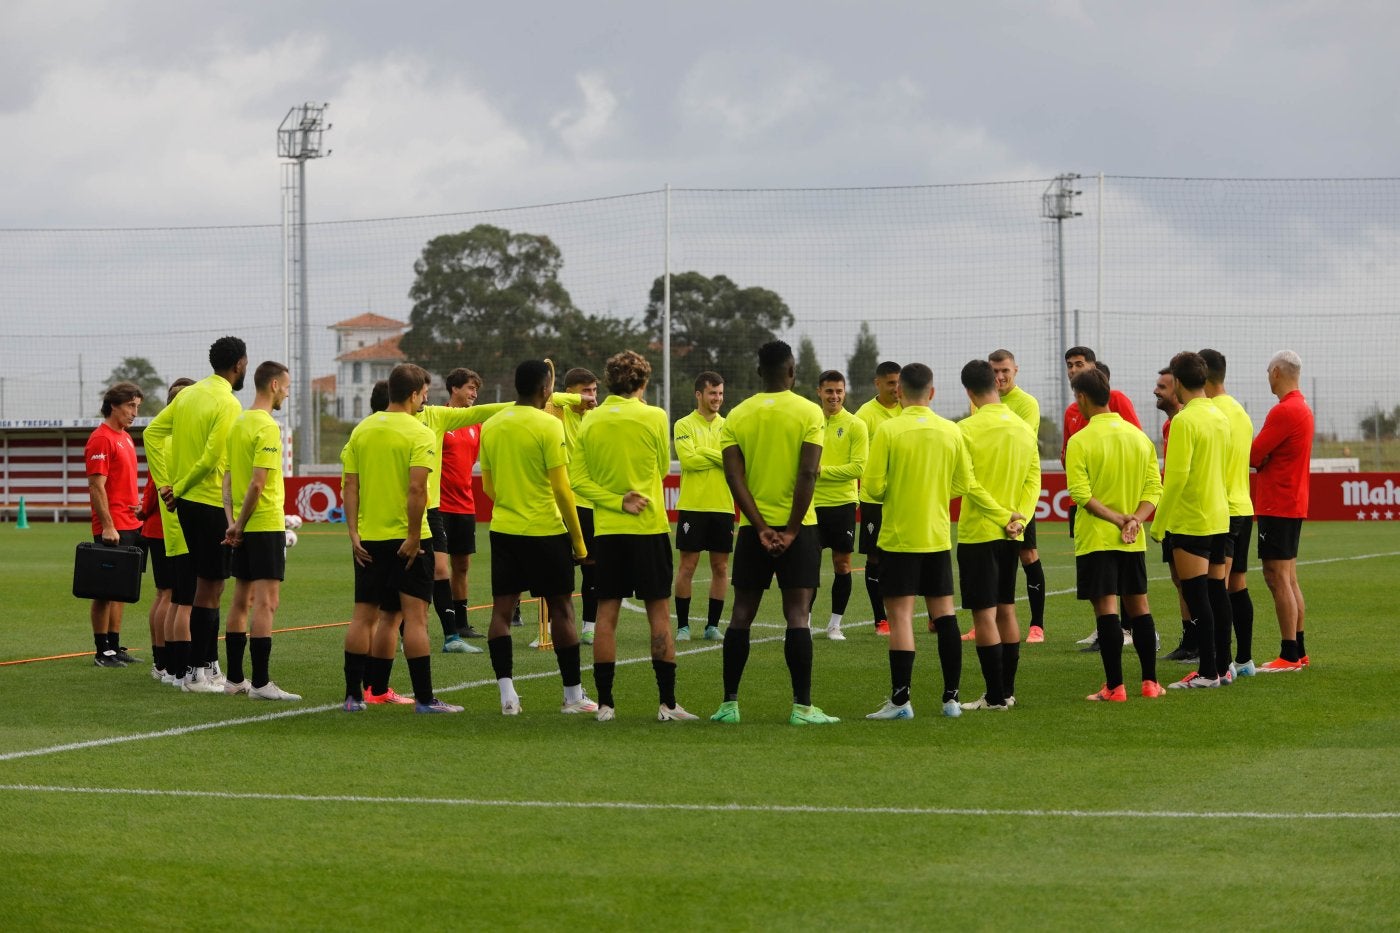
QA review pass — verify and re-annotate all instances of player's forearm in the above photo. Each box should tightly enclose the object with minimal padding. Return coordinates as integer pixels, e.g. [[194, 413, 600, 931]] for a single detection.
[[551, 473, 586, 555], [785, 468, 818, 533], [405, 487, 427, 543], [89, 481, 115, 532], [233, 476, 266, 532]]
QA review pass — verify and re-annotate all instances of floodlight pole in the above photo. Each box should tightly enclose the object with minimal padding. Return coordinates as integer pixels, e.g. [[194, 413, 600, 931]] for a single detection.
[[1043, 174, 1082, 419], [663, 183, 672, 429]]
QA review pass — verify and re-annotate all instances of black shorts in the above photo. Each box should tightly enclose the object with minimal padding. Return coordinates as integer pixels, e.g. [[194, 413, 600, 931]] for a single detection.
[[175, 499, 232, 582], [1076, 550, 1148, 600], [232, 531, 286, 582], [1067, 503, 1077, 539], [815, 503, 858, 553], [169, 553, 196, 606], [675, 510, 735, 554], [880, 550, 954, 598], [426, 508, 448, 552], [442, 511, 477, 556], [1171, 532, 1227, 564], [731, 525, 820, 591], [1257, 516, 1303, 561], [1160, 532, 1173, 565], [490, 532, 575, 598], [353, 539, 434, 611], [1018, 517, 1038, 551], [1225, 515, 1253, 573], [593, 533, 673, 600], [957, 540, 1019, 611], [858, 503, 883, 555], [142, 535, 172, 590]]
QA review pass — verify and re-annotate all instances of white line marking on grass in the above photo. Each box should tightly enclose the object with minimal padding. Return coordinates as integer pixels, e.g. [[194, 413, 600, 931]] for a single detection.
[[0, 783, 1395, 821]]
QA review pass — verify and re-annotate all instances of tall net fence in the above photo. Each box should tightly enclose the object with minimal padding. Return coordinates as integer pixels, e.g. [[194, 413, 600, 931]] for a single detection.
[[2, 176, 1396, 465]]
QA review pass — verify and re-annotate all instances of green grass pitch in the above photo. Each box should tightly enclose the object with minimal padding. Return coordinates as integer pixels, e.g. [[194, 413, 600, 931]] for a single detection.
[[1, 520, 1397, 929]]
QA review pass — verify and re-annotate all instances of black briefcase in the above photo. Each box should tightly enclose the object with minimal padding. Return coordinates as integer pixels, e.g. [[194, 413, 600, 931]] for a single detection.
[[72, 542, 144, 603]]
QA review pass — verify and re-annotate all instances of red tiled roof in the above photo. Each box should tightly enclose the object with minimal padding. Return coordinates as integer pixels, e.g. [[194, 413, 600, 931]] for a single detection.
[[312, 374, 336, 395], [330, 312, 405, 330], [336, 335, 406, 363]]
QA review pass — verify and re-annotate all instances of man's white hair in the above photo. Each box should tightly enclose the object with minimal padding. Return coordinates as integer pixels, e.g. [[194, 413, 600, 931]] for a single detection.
[[1267, 350, 1302, 377]]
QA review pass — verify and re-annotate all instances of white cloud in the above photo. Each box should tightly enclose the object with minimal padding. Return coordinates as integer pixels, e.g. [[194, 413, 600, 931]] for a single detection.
[[550, 71, 619, 154]]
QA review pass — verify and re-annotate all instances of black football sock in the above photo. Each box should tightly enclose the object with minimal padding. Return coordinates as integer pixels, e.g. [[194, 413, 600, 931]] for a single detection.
[[1208, 578, 1233, 678], [343, 651, 366, 701], [831, 572, 852, 616], [1280, 638, 1300, 663], [93, 632, 107, 655], [1181, 617, 1197, 652], [368, 656, 393, 695], [225, 631, 248, 684], [865, 566, 886, 623], [250, 637, 271, 689], [1024, 559, 1046, 627], [171, 640, 191, 679], [1097, 614, 1125, 689], [889, 649, 915, 706], [933, 615, 961, 702], [406, 655, 433, 706], [675, 596, 691, 630], [784, 627, 813, 706], [1230, 589, 1254, 663], [554, 642, 582, 688], [188, 607, 212, 666], [975, 644, 1005, 705], [487, 635, 513, 680], [653, 659, 677, 708], [433, 579, 455, 638], [594, 661, 616, 708], [1296, 630, 1307, 658], [581, 564, 597, 625], [1001, 641, 1021, 698], [151, 644, 165, 671], [707, 598, 724, 629], [106, 631, 121, 653], [722, 627, 751, 701], [453, 600, 470, 634], [1129, 614, 1157, 683], [1180, 575, 1216, 677]]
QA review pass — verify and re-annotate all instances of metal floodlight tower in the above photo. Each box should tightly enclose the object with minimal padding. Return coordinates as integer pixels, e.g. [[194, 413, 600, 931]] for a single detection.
[[278, 102, 331, 472], [1043, 173, 1082, 419]]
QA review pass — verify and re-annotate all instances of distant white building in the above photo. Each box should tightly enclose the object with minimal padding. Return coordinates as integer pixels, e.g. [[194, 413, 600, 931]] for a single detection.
[[323, 313, 406, 421]]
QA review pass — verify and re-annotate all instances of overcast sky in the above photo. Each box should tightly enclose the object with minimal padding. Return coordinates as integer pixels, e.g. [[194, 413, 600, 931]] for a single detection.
[[3, 0, 1397, 227]]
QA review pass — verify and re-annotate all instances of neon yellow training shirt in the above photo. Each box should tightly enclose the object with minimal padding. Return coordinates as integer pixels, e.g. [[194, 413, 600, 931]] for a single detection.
[[142, 373, 241, 508], [855, 396, 900, 504], [862, 405, 1010, 552], [479, 404, 570, 537], [814, 408, 868, 508], [1002, 385, 1041, 431], [957, 402, 1040, 544], [227, 408, 285, 533], [541, 393, 589, 505], [1210, 394, 1255, 517], [572, 395, 671, 536], [340, 411, 436, 541], [1152, 396, 1230, 539], [720, 390, 824, 528], [417, 402, 510, 509], [1065, 412, 1163, 556], [674, 409, 734, 514]]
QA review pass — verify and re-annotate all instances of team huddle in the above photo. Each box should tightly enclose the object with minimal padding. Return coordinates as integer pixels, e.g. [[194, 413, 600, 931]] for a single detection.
[[83, 335, 1316, 722]]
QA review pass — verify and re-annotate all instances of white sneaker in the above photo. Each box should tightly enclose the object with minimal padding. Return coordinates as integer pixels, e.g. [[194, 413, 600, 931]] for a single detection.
[[596, 705, 615, 722], [223, 679, 251, 696], [207, 661, 226, 685], [960, 694, 1009, 711], [502, 697, 522, 716], [181, 673, 223, 694], [249, 681, 302, 701], [561, 693, 600, 714], [658, 703, 699, 721], [1076, 631, 1099, 645], [1122, 631, 1134, 646], [825, 623, 846, 641], [149, 664, 164, 681], [528, 637, 541, 648], [866, 699, 914, 720], [941, 699, 963, 718], [1005, 695, 1017, 708]]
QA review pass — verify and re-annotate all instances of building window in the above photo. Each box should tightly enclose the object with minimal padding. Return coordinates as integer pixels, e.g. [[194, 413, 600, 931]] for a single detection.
[[353, 362, 363, 384], [353, 396, 362, 419], [335, 397, 344, 420]]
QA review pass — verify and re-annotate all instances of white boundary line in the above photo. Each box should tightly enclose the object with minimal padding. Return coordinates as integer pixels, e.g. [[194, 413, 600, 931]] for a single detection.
[[0, 783, 1394, 821]]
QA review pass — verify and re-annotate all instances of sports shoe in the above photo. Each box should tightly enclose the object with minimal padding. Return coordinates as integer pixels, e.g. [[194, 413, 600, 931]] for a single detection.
[[658, 704, 699, 721], [181, 673, 224, 693], [343, 696, 366, 712], [1122, 630, 1134, 646], [1026, 625, 1045, 644], [1167, 671, 1220, 689], [875, 620, 890, 636], [1299, 655, 1310, 667], [443, 635, 482, 654], [114, 647, 139, 665], [703, 625, 723, 641], [208, 661, 226, 685], [94, 651, 125, 668], [509, 608, 523, 627], [866, 699, 914, 720], [710, 700, 741, 723], [161, 671, 179, 686], [1256, 657, 1304, 673], [149, 664, 165, 681], [528, 637, 541, 648], [581, 627, 595, 645], [1004, 695, 1017, 708], [789, 704, 840, 725], [1141, 680, 1166, 698], [1230, 660, 1257, 677], [223, 679, 251, 696], [596, 705, 615, 722], [1076, 630, 1099, 646], [458, 623, 486, 639], [1086, 684, 1128, 702], [1163, 643, 1198, 663], [501, 697, 522, 716], [1220, 669, 1235, 686], [415, 698, 463, 713], [561, 693, 600, 714], [364, 687, 415, 705], [825, 623, 846, 641], [960, 695, 1009, 711], [959, 628, 976, 642], [941, 699, 963, 718], [676, 625, 691, 642], [250, 681, 302, 701]]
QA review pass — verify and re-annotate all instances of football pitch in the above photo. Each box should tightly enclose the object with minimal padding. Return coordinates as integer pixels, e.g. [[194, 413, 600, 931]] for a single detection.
[[2, 521, 1397, 929]]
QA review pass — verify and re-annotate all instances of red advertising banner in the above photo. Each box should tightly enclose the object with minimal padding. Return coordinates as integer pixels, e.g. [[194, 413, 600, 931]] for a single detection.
[[283, 472, 1400, 525]]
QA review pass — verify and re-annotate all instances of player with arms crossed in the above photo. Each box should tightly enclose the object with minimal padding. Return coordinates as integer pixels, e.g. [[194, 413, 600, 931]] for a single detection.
[[813, 370, 868, 642], [672, 371, 734, 642]]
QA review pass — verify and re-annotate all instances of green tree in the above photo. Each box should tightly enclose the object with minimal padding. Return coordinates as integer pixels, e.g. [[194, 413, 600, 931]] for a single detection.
[[845, 322, 880, 409], [1359, 404, 1399, 440], [104, 356, 165, 416], [644, 271, 795, 421], [795, 336, 823, 402]]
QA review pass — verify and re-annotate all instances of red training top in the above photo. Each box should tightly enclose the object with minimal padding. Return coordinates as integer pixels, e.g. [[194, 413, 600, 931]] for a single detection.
[[440, 422, 482, 515], [85, 422, 142, 536], [1062, 389, 1142, 462], [140, 477, 163, 539], [1250, 389, 1314, 518]]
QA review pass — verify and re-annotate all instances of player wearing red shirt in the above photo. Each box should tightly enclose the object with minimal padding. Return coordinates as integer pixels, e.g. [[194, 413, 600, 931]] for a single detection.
[[85, 382, 144, 668], [1250, 350, 1314, 672], [441, 367, 487, 643]]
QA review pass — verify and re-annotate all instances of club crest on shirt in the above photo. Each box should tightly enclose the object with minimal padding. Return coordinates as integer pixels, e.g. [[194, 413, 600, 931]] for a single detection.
[[836, 428, 844, 438]]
